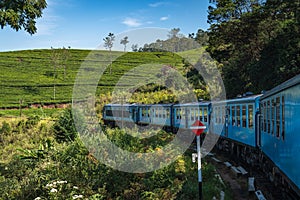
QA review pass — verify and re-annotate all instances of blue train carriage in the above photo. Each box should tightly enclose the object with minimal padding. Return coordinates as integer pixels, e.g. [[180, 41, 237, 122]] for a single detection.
[[172, 102, 211, 131], [260, 74, 300, 195], [224, 95, 261, 147], [210, 100, 227, 137], [102, 103, 138, 126], [143, 104, 173, 128]]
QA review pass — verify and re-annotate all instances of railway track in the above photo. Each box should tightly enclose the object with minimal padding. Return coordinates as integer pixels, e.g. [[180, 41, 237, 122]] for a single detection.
[[204, 148, 291, 200]]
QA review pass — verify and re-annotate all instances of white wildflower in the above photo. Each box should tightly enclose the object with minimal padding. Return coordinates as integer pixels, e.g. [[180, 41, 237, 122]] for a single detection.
[[34, 197, 42, 200], [45, 183, 53, 188], [73, 194, 83, 199], [73, 186, 79, 189], [50, 188, 58, 193], [57, 180, 67, 184]]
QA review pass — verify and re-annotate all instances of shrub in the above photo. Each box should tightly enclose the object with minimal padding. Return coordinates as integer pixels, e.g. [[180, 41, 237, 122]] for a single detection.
[[53, 109, 78, 143], [25, 115, 40, 129], [0, 121, 11, 134]]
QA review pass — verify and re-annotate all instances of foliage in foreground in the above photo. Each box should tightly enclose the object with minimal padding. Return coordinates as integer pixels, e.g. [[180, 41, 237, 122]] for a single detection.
[[0, 110, 231, 199]]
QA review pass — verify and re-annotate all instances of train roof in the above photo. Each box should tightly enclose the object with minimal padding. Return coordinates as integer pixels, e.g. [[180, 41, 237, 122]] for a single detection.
[[212, 94, 262, 105], [173, 102, 211, 107], [105, 103, 135, 107], [138, 103, 174, 107], [261, 74, 300, 99]]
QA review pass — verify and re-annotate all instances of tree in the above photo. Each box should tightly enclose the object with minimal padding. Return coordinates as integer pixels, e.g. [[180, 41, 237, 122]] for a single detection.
[[207, 0, 300, 97], [61, 46, 70, 81], [0, 0, 47, 35], [167, 28, 180, 39], [131, 44, 138, 52], [120, 36, 129, 52], [103, 33, 115, 74], [51, 47, 60, 100], [195, 29, 209, 46]]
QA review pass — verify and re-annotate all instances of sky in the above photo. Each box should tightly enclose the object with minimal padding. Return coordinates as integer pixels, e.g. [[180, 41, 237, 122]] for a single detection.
[[0, 0, 211, 52]]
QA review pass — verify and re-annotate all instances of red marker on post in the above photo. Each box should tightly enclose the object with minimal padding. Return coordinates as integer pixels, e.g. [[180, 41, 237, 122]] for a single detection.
[[190, 120, 206, 200]]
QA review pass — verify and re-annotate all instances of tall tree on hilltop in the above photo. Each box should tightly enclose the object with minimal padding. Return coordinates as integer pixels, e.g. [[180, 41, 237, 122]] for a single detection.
[[168, 28, 180, 39], [195, 29, 209, 46], [0, 0, 47, 34], [120, 36, 129, 52], [103, 33, 115, 74], [167, 28, 181, 52]]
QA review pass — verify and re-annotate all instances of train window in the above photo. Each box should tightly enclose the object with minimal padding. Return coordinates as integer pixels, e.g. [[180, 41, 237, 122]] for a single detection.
[[204, 108, 208, 122], [222, 106, 226, 124], [260, 103, 263, 131], [260, 103, 264, 131], [267, 101, 270, 133], [214, 107, 218, 123], [227, 107, 231, 125], [191, 108, 197, 121], [216, 107, 220, 124], [112, 108, 130, 118], [180, 108, 182, 119], [271, 99, 275, 135], [106, 109, 113, 117], [176, 109, 180, 119], [236, 105, 241, 127], [282, 96, 285, 141], [242, 105, 247, 128], [276, 97, 280, 138], [166, 108, 170, 119], [147, 108, 150, 117], [232, 106, 236, 126], [199, 108, 203, 121], [248, 104, 253, 129]]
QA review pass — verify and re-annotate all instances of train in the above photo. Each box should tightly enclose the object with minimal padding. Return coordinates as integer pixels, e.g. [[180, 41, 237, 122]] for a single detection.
[[103, 74, 300, 198]]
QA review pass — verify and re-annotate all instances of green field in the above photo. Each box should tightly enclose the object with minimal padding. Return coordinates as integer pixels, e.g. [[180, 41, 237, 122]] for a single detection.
[[0, 49, 189, 108], [0, 48, 232, 199]]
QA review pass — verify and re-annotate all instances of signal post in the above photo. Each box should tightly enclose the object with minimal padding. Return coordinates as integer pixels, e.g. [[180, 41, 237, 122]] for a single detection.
[[190, 120, 206, 200]]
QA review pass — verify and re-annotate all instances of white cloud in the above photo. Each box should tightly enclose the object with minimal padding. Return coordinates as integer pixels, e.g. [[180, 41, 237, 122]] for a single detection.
[[149, 2, 169, 7], [35, 15, 60, 36], [122, 18, 142, 27], [160, 16, 169, 21], [34, 8, 60, 36]]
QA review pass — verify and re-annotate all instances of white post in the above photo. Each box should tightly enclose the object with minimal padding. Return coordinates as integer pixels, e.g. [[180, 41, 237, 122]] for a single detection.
[[197, 135, 202, 200], [220, 191, 225, 200]]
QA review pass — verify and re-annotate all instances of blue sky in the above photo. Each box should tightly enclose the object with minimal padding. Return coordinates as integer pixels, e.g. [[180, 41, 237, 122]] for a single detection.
[[0, 0, 210, 52]]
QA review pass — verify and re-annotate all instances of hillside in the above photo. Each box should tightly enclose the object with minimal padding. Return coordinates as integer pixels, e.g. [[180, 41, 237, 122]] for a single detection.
[[0, 49, 190, 108]]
